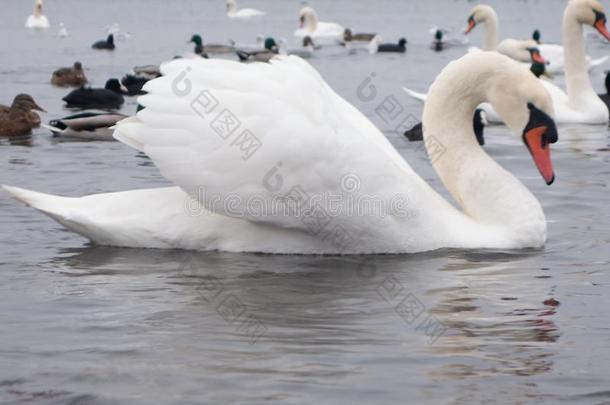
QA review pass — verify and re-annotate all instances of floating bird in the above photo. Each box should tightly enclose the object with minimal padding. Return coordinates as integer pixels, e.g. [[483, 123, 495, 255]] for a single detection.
[[62, 79, 125, 110], [226, 0, 265, 20], [532, 29, 541, 44], [432, 30, 444, 52], [92, 34, 115, 50], [51, 62, 88, 87], [25, 0, 50, 30], [295, 7, 344, 44], [465, 4, 607, 74], [58, 23, 69, 38], [368, 36, 407, 54], [2, 53, 560, 253], [236, 37, 279, 62], [284, 36, 318, 58], [189, 34, 235, 55], [0, 94, 45, 137], [44, 112, 127, 141], [343, 28, 376, 43], [120, 74, 150, 96]]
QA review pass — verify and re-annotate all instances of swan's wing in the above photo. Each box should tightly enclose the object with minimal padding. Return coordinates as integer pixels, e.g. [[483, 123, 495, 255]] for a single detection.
[[114, 56, 424, 238]]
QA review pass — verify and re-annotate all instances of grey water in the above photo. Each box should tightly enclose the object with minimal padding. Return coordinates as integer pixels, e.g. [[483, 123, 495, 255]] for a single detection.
[[1, 0, 610, 403]]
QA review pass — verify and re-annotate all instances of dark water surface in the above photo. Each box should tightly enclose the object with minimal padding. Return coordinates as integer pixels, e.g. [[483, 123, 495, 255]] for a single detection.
[[1, 0, 610, 404]]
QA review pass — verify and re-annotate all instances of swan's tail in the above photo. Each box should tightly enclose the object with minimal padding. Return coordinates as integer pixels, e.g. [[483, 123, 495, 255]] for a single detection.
[[402, 87, 427, 102], [3, 186, 73, 219], [589, 56, 608, 69]]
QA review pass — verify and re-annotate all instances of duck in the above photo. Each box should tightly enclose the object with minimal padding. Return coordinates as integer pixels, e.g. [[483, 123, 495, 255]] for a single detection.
[[120, 74, 150, 96], [598, 71, 610, 112], [2, 52, 559, 253], [465, 4, 607, 74], [44, 112, 127, 141], [189, 34, 235, 55], [51, 62, 88, 87], [25, 0, 50, 30], [404, 109, 488, 146], [226, 0, 265, 20], [58, 23, 69, 38], [532, 29, 541, 44], [295, 7, 344, 44], [432, 30, 445, 52], [284, 36, 318, 58], [342, 28, 377, 44], [0, 94, 45, 137], [133, 65, 162, 80], [368, 36, 407, 54], [62, 79, 125, 110], [92, 34, 115, 50], [236, 37, 278, 63]]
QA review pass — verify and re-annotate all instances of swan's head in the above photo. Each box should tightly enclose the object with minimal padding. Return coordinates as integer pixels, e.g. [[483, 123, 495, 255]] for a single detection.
[[299, 7, 318, 31], [226, 0, 237, 13], [567, 0, 610, 41], [465, 5, 496, 34], [486, 56, 558, 185], [34, 0, 43, 14]]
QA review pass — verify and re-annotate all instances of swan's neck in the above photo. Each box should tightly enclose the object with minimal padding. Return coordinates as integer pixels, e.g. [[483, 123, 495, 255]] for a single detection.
[[563, 8, 597, 104], [482, 11, 499, 50], [422, 59, 546, 241], [306, 14, 318, 32]]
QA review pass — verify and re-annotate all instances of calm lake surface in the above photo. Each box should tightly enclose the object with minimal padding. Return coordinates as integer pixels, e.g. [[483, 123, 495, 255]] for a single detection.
[[1, 0, 610, 404]]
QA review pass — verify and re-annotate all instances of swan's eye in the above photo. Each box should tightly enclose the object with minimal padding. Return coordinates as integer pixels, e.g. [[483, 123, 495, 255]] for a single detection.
[[594, 9, 606, 24]]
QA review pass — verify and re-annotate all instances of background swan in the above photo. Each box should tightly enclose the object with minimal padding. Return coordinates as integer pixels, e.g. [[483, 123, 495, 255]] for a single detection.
[[25, 0, 50, 30], [295, 7, 344, 44], [226, 0, 265, 20], [466, 4, 607, 74], [407, 0, 610, 125], [4, 53, 558, 253]]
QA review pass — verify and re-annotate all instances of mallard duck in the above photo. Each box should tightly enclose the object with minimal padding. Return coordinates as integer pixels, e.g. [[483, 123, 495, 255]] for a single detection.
[[189, 34, 234, 55], [92, 34, 115, 50], [62, 79, 125, 110], [343, 28, 376, 43], [236, 37, 278, 63], [51, 62, 88, 87], [0, 94, 45, 137], [44, 111, 127, 141], [226, 0, 265, 20]]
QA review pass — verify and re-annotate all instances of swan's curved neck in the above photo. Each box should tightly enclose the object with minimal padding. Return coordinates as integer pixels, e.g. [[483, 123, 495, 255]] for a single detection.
[[563, 6, 596, 103], [482, 10, 499, 50], [422, 56, 545, 239], [306, 13, 318, 32], [227, 0, 237, 14]]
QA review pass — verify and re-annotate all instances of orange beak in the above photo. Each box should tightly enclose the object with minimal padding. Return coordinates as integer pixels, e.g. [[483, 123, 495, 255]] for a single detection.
[[594, 16, 610, 41], [531, 50, 547, 65], [465, 17, 476, 34], [524, 126, 555, 185]]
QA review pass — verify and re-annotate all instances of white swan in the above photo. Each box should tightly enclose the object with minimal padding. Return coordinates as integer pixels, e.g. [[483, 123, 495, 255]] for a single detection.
[[294, 7, 344, 44], [407, 0, 610, 125], [25, 0, 50, 30], [57, 22, 68, 38], [466, 4, 607, 74], [226, 0, 264, 20], [3, 53, 559, 254]]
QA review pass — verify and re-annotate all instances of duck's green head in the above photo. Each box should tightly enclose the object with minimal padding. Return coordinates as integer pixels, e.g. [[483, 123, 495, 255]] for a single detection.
[[189, 34, 203, 46], [532, 29, 541, 43], [435, 29, 443, 41], [264, 37, 277, 50]]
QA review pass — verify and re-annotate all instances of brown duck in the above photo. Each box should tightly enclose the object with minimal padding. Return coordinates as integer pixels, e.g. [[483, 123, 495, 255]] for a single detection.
[[0, 94, 46, 136], [51, 62, 88, 87]]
